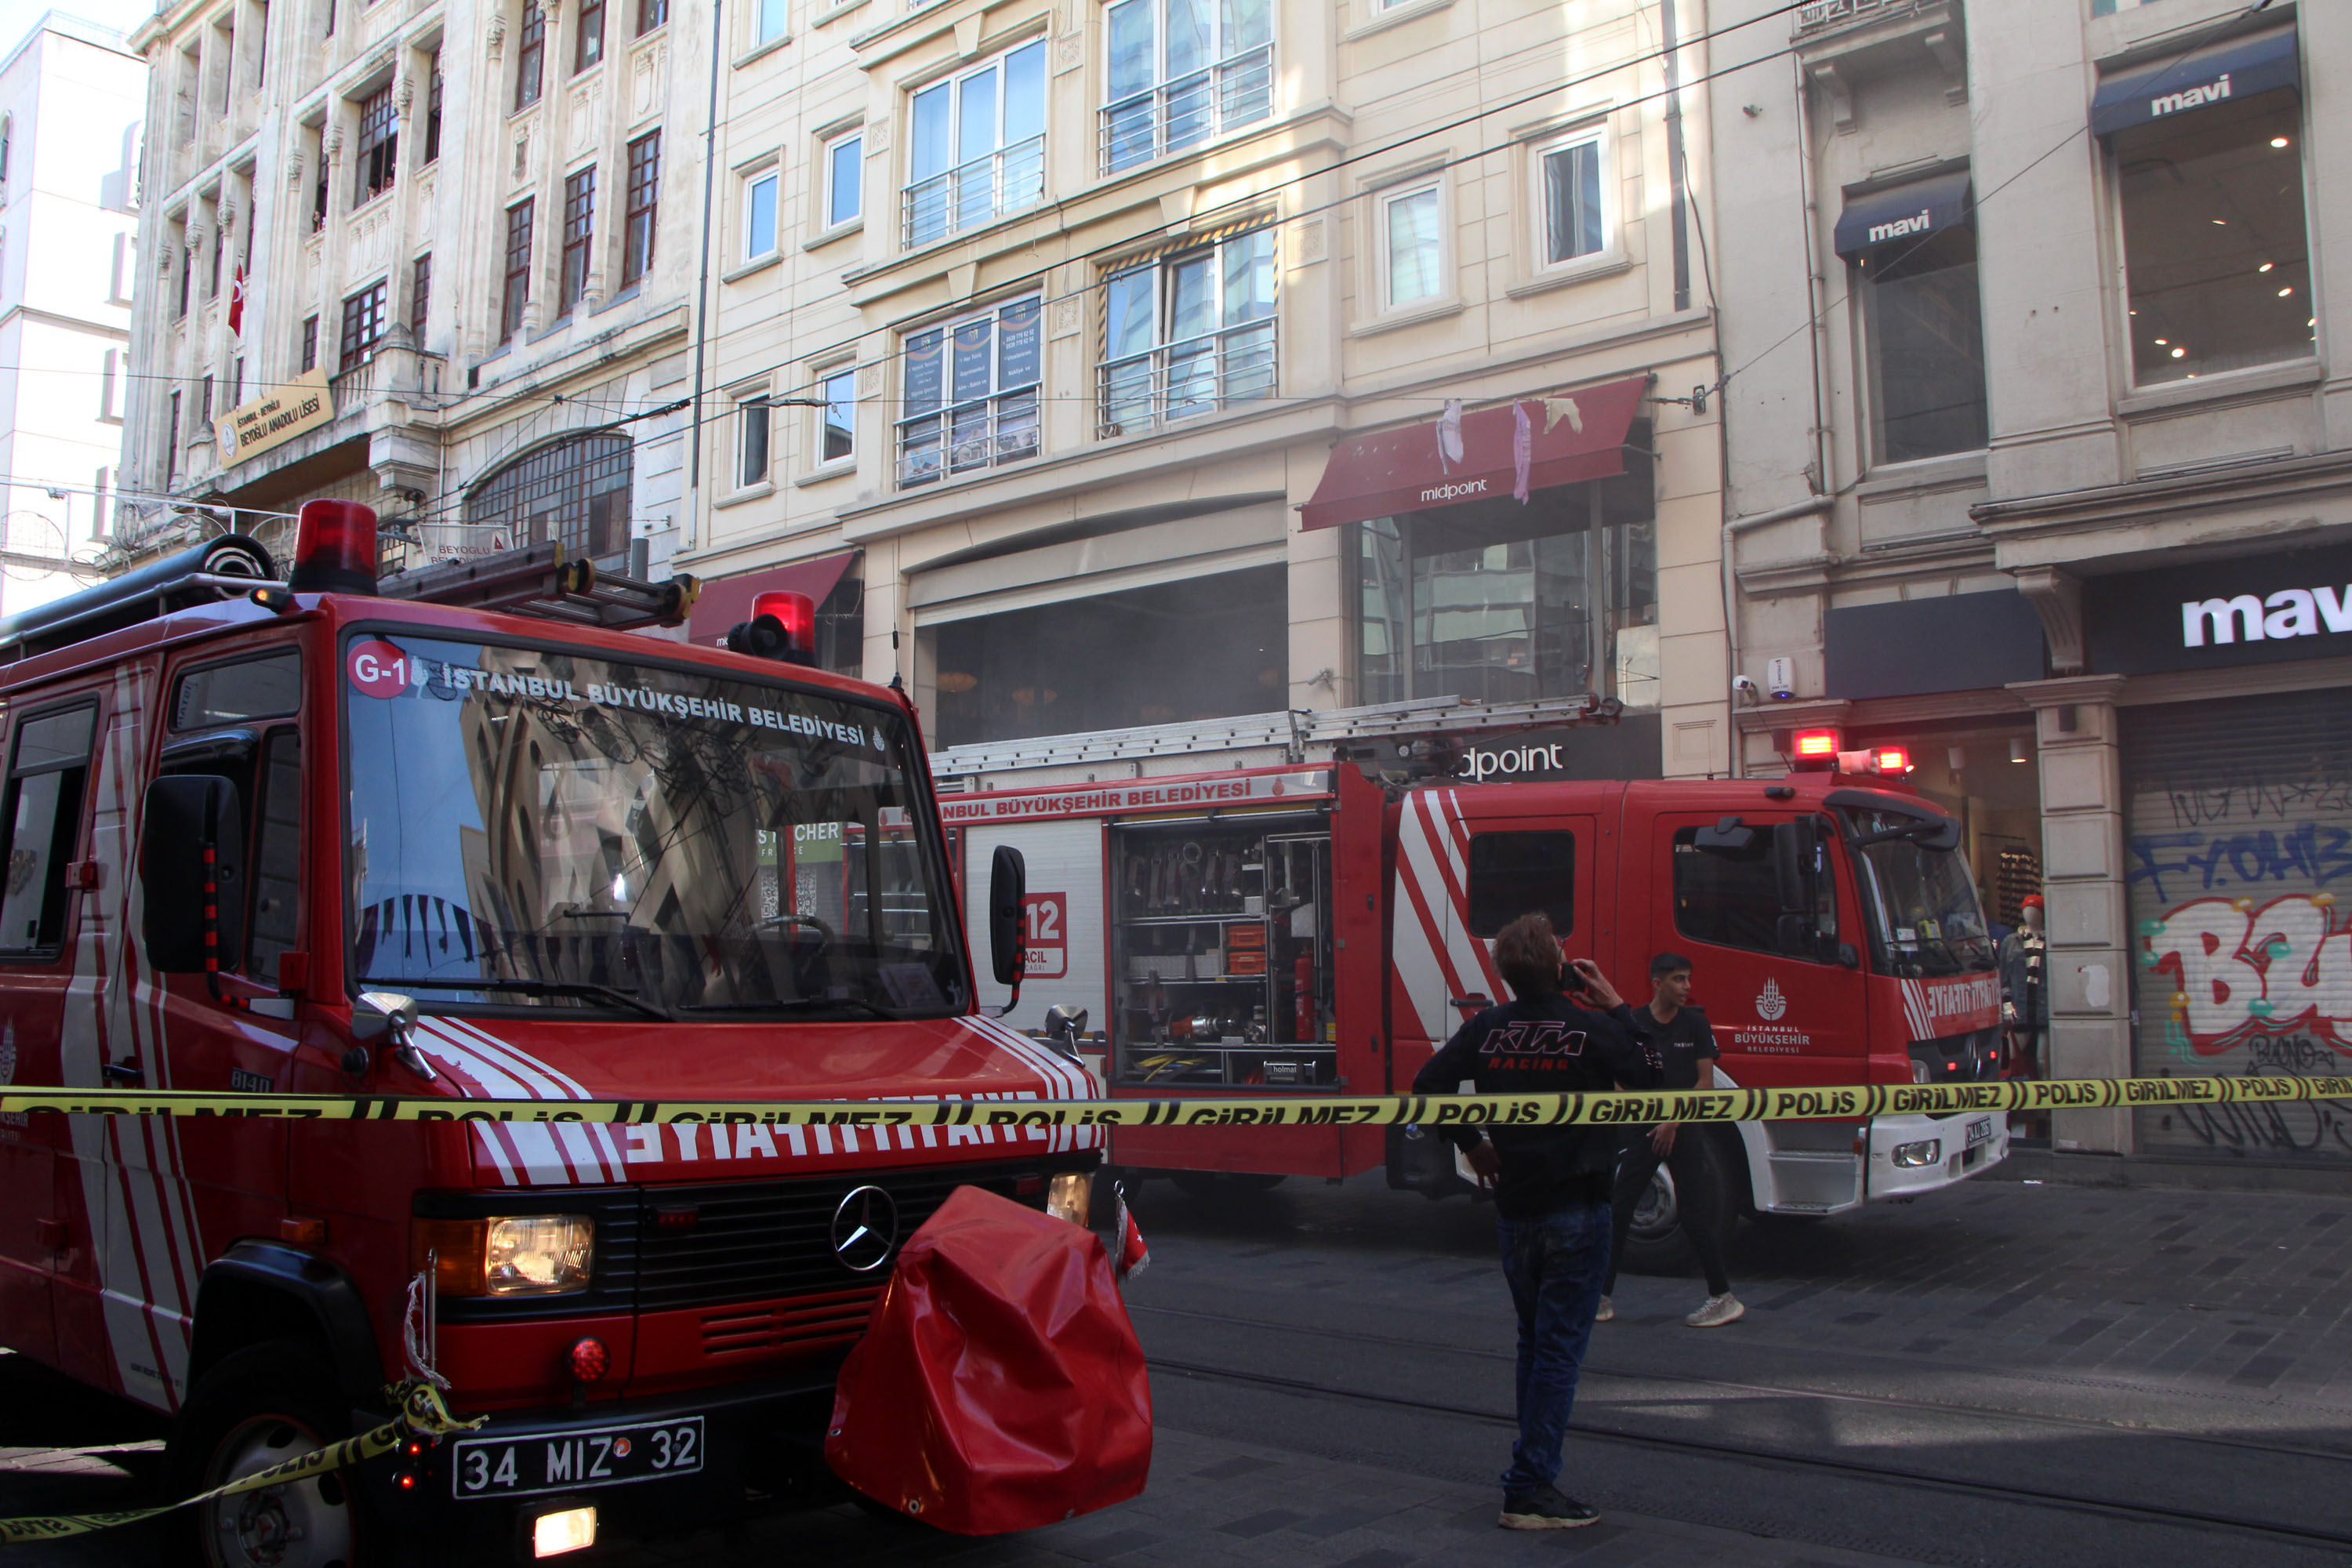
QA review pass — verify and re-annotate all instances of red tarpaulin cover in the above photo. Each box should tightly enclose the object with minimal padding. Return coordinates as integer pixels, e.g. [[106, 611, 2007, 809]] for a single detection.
[[825, 1185, 1152, 1534]]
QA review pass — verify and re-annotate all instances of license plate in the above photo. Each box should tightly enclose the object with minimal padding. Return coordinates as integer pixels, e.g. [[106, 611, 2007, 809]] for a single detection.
[[1966, 1117, 1993, 1148], [451, 1416, 703, 1499]]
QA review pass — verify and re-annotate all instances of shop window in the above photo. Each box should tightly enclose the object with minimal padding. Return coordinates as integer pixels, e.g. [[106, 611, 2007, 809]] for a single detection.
[[1671, 823, 1837, 961], [1099, 228, 1276, 436], [622, 132, 660, 285], [823, 129, 862, 228], [0, 705, 96, 956], [1352, 468, 1657, 709], [354, 82, 397, 206], [897, 296, 1040, 487], [1379, 181, 1443, 310], [2115, 89, 2311, 384], [1465, 831, 1574, 938], [1859, 223, 1987, 463], [559, 167, 595, 314], [1534, 125, 1608, 270], [1101, 0, 1272, 175], [902, 40, 1045, 247], [928, 563, 1286, 748], [469, 431, 633, 561]]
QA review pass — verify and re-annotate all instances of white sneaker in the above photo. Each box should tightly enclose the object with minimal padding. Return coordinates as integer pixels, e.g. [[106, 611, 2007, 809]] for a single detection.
[[1686, 1293, 1744, 1328], [1595, 1296, 1614, 1323]]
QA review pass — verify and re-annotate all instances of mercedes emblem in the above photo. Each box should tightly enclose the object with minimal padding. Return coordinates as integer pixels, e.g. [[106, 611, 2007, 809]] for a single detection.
[[829, 1185, 900, 1273]]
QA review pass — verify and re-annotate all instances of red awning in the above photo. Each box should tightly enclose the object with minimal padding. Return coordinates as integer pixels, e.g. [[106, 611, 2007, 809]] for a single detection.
[[1298, 376, 1649, 531], [684, 550, 859, 647]]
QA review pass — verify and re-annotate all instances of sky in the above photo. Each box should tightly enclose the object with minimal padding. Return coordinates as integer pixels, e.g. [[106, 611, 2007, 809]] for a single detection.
[[0, 0, 157, 58]]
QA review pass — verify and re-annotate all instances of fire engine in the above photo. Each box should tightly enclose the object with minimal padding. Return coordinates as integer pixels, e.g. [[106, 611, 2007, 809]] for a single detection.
[[0, 502, 1104, 1563], [949, 728, 2009, 1270]]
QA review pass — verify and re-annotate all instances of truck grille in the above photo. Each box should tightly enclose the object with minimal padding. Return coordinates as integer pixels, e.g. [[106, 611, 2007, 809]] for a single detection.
[[699, 1285, 883, 1358]]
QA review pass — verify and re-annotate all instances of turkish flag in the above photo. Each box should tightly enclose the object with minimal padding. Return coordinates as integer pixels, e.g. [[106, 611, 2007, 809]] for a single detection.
[[227, 265, 245, 338]]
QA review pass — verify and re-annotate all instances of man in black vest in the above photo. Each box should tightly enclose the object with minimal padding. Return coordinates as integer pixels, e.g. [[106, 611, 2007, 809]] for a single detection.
[[1411, 913, 1662, 1530]]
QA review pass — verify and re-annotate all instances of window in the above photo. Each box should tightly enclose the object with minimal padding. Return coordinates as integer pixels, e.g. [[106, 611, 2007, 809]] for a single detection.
[[928, 564, 1285, 747], [173, 651, 302, 729], [1859, 223, 1987, 463], [637, 0, 666, 34], [819, 368, 855, 464], [167, 392, 181, 483], [754, 0, 786, 44], [254, 0, 268, 84], [1099, 228, 1276, 435], [468, 430, 633, 559], [2115, 89, 2311, 385], [1534, 126, 1607, 269], [230, 356, 244, 408], [100, 350, 123, 420], [0, 706, 96, 955], [309, 125, 328, 231], [109, 233, 135, 304], [209, 219, 224, 297], [736, 393, 771, 487], [1353, 470, 1658, 707], [575, 0, 604, 70], [321, 0, 333, 39], [742, 169, 778, 260], [339, 279, 387, 368], [175, 225, 191, 318], [93, 466, 113, 536], [410, 252, 431, 338], [903, 41, 1046, 247], [515, 4, 546, 109], [1379, 181, 1443, 309], [1466, 832, 1575, 938], [897, 296, 1040, 487], [502, 198, 534, 340], [823, 129, 861, 227], [299, 314, 318, 371], [246, 728, 302, 982], [354, 83, 397, 205], [201, 373, 214, 423], [622, 132, 659, 285], [560, 167, 595, 313], [423, 56, 441, 164], [1671, 822, 1838, 961], [1102, 0, 1272, 174]]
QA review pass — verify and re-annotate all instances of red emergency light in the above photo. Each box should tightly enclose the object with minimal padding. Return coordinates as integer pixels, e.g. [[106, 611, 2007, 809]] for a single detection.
[[725, 589, 818, 666], [1874, 746, 1913, 775], [285, 499, 381, 596], [1790, 728, 1840, 770]]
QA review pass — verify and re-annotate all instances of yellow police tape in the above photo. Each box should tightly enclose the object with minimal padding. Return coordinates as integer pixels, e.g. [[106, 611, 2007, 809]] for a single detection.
[[0, 1381, 482, 1545], [1, 1073, 2346, 1130]]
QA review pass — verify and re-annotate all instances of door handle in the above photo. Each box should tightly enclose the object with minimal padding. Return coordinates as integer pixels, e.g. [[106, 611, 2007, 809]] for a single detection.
[[101, 1061, 143, 1086]]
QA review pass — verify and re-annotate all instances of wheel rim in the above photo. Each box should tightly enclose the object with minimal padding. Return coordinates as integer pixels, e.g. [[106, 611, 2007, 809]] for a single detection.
[[1628, 1165, 1680, 1243], [200, 1414, 354, 1568]]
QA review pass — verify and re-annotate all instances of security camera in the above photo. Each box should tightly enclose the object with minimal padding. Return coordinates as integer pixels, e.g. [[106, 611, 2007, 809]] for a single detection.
[[1732, 676, 1759, 704]]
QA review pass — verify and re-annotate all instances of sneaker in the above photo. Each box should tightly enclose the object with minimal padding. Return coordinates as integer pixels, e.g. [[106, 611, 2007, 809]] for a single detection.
[[1595, 1295, 1614, 1323], [1500, 1486, 1600, 1530], [1686, 1292, 1745, 1328]]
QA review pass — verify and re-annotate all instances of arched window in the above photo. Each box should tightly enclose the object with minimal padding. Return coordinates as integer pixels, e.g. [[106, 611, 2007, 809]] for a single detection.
[[467, 431, 632, 561]]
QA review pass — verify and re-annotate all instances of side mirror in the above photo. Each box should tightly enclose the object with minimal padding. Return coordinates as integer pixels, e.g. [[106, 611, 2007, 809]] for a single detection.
[[355, 989, 435, 1082], [987, 845, 1027, 989], [140, 775, 245, 975]]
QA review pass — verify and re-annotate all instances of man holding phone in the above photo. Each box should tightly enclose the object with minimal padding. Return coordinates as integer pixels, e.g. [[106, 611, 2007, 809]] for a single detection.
[[1410, 913, 1662, 1530]]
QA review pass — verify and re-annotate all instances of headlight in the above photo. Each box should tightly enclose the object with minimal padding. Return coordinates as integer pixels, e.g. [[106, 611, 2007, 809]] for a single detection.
[[412, 1215, 594, 1297], [1911, 1061, 1932, 1084], [1046, 1171, 1094, 1226], [1891, 1139, 1941, 1168]]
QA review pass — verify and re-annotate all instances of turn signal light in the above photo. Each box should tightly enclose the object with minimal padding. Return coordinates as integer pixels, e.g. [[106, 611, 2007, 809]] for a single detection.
[[286, 499, 380, 596]]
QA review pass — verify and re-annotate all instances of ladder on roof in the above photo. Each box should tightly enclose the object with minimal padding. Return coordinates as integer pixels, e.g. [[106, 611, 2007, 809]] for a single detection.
[[378, 542, 699, 631]]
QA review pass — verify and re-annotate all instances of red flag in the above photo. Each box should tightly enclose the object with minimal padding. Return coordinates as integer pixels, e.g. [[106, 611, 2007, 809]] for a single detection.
[[227, 266, 245, 339], [1113, 1182, 1149, 1283]]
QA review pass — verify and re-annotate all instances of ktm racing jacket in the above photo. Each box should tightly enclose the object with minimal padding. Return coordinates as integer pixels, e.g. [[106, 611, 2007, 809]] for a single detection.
[[1410, 990, 1664, 1220]]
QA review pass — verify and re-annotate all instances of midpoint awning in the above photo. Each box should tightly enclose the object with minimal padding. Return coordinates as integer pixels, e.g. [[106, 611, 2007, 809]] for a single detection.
[[684, 550, 859, 647], [1298, 376, 1649, 532], [1834, 170, 1973, 257], [2090, 24, 2299, 136]]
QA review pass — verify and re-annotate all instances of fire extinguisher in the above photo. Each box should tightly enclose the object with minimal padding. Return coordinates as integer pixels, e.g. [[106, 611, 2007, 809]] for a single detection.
[[1294, 953, 1316, 1044]]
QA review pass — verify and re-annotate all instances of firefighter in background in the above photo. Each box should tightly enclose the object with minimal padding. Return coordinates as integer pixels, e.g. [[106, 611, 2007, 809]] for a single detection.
[[2000, 894, 2048, 1077]]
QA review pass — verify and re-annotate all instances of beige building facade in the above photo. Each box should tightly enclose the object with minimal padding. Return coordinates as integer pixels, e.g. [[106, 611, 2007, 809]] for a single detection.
[[687, 0, 1730, 789], [1710, 0, 2352, 1172], [120, 0, 708, 578]]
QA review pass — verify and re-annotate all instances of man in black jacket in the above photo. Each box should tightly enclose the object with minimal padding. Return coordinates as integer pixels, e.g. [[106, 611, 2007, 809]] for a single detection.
[[1410, 912, 1662, 1530]]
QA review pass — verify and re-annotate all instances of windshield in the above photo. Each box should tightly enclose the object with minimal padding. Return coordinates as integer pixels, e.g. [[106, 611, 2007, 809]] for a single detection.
[[1839, 808, 1995, 978], [343, 632, 967, 1018]]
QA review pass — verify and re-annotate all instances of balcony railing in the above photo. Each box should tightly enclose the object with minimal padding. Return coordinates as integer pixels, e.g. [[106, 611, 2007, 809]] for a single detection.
[[896, 387, 1040, 488], [1099, 45, 1274, 175], [1795, 0, 1928, 32], [1096, 320, 1275, 438], [900, 134, 1045, 249]]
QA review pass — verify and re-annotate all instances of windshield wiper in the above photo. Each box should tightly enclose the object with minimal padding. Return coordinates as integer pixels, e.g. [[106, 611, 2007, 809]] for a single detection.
[[358, 975, 671, 1022], [677, 995, 902, 1019]]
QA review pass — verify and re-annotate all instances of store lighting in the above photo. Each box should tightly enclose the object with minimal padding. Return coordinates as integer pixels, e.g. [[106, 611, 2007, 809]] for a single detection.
[[2172, 347, 2187, 359], [2272, 136, 2290, 148], [2259, 262, 2274, 273], [2278, 287, 2293, 298], [2154, 338, 2167, 345], [2009, 738, 2029, 765]]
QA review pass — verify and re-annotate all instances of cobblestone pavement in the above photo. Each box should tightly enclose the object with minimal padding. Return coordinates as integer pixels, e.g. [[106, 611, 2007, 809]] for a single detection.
[[9, 1163, 2352, 1566]]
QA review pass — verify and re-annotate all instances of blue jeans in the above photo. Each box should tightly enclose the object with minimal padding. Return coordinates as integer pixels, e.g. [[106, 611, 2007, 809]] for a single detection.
[[1496, 1200, 1611, 1497]]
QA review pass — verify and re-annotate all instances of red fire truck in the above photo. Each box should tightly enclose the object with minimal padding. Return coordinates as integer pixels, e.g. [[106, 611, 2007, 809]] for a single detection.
[[949, 737, 2009, 1267], [0, 503, 1105, 1563]]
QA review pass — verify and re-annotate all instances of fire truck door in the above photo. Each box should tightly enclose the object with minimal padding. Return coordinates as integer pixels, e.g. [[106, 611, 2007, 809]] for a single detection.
[[1652, 811, 1865, 1082]]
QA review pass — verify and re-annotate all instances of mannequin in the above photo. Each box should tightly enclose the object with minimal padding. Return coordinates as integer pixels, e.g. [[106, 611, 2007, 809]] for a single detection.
[[1998, 895, 2048, 1078]]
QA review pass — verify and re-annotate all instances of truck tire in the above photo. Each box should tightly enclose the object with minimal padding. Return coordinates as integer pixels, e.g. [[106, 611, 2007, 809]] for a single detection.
[[1614, 1135, 1739, 1278], [170, 1338, 375, 1568]]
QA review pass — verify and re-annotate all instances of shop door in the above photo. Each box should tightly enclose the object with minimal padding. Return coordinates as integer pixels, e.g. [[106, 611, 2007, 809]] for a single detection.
[[1652, 811, 1867, 1085], [2125, 691, 2352, 1163]]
